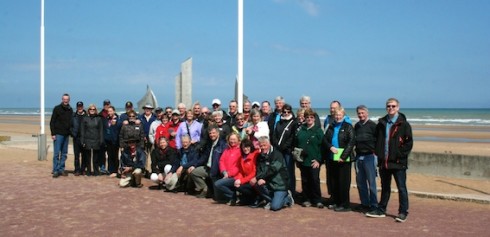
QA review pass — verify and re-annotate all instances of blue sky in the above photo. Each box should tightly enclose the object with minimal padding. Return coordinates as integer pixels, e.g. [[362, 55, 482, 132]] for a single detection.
[[1, 0, 489, 109]]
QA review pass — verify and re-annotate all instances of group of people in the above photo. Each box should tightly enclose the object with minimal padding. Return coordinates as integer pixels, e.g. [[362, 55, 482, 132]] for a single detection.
[[50, 94, 413, 222]]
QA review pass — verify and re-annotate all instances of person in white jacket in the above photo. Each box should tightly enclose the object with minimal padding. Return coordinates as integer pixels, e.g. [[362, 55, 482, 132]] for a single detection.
[[246, 109, 270, 150]]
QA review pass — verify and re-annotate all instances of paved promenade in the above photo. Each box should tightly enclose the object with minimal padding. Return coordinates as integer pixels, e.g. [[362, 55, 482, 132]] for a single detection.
[[1, 137, 489, 236]]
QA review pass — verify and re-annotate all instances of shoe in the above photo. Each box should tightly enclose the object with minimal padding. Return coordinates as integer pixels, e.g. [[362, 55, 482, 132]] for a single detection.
[[366, 209, 386, 218], [74, 172, 80, 176], [52, 172, 59, 178], [395, 213, 407, 223], [196, 190, 207, 198], [327, 204, 337, 210], [227, 199, 237, 206], [353, 204, 369, 212], [61, 172, 68, 177], [314, 203, 325, 209], [263, 202, 271, 210], [287, 190, 295, 207], [249, 199, 266, 208], [334, 206, 351, 212], [301, 201, 312, 207], [109, 173, 118, 178]]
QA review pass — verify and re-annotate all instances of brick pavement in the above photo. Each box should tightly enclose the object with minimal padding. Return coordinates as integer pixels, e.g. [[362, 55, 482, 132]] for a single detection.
[[0, 146, 489, 236]]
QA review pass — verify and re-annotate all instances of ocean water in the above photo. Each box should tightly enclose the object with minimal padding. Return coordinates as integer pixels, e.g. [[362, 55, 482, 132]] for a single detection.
[[1, 107, 489, 126]]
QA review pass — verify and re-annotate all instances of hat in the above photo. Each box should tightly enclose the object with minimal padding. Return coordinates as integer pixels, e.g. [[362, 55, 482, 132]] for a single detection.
[[252, 101, 260, 108], [142, 104, 154, 110], [212, 98, 221, 105], [76, 101, 83, 107], [125, 101, 133, 108], [126, 138, 139, 144], [154, 107, 163, 113], [171, 109, 180, 115], [103, 99, 111, 105]]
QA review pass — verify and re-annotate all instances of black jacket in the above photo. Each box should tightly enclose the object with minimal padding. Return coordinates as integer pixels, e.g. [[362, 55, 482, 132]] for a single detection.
[[151, 146, 179, 174], [271, 116, 297, 153], [50, 103, 73, 136], [375, 113, 413, 169], [80, 115, 104, 150], [322, 121, 356, 162]]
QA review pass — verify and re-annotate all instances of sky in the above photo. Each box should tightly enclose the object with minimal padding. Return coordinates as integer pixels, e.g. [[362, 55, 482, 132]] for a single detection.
[[1, 0, 489, 109]]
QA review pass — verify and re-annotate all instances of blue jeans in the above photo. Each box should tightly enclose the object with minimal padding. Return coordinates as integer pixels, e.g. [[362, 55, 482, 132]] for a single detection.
[[379, 168, 409, 215], [214, 178, 237, 201], [283, 152, 296, 193], [256, 185, 292, 211], [355, 154, 378, 208], [52, 134, 69, 174]]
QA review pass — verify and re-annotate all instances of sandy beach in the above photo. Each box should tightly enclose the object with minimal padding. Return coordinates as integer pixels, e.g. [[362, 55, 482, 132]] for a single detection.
[[2, 115, 489, 156]]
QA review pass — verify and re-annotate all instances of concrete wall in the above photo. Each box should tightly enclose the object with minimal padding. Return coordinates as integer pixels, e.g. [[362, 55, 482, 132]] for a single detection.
[[409, 152, 490, 180]]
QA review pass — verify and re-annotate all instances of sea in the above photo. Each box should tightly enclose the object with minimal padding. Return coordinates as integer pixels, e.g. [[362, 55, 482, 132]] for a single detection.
[[1, 107, 489, 127]]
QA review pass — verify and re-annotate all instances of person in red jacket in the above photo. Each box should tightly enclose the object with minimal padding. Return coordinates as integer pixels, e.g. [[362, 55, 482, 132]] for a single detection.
[[155, 109, 181, 149]]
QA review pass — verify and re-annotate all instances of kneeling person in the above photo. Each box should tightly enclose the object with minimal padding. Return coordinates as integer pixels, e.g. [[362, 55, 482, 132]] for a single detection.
[[119, 139, 146, 188]]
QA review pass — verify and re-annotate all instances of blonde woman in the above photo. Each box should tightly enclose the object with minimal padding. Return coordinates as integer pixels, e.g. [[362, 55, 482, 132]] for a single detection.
[[80, 104, 104, 176]]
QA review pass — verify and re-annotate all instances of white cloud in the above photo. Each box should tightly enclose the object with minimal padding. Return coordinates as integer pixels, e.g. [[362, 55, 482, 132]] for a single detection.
[[298, 0, 319, 16]]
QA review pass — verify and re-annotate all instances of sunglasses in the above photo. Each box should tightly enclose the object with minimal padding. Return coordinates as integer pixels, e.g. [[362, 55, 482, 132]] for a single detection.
[[128, 115, 136, 118], [386, 105, 397, 108], [282, 111, 291, 114], [88, 108, 96, 111]]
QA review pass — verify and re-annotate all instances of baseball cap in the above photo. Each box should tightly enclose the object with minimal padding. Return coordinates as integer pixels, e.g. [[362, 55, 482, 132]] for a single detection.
[[155, 107, 163, 113], [76, 101, 83, 107], [212, 98, 221, 105], [125, 101, 133, 108], [103, 99, 111, 105], [172, 109, 180, 115]]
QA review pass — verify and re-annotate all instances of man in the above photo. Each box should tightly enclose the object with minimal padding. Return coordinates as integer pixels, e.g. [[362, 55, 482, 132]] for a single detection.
[[243, 100, 252, 122], [98, 99, 112, 175], [119, 139, 146, 188], [190, 125, 227, 199], [139, 104, 156, 153], [50, 93, 73, 178], [252, 136, 293, 211], [267, 96, 285, 138], [211, 98, 230, 122], [192, 102, 203, 122], [119, 101, 136, 122], [323, 100, 341, 129], [148, 107, 164, 147], [353, 105, 379, 215], [71, 101, 87, 176], [299, 96, 320, 127], [228, 100, 239, 126], [260, 101, 271, 122], [374, 98, 413, 222], [177, 103, 187, 121]]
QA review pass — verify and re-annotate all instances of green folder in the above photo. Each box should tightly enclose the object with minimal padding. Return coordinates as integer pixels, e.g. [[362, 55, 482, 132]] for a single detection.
[[333, 148, 350, 162]]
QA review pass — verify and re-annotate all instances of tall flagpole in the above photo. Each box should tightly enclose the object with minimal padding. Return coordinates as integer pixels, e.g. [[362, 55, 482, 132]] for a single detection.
[[39, 0, 47, 161], [237, 0, 244, 113]]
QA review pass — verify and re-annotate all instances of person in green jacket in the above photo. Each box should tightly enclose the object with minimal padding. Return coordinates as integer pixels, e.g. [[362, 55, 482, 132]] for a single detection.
[[295, 108, 324, 208], [251, 136, 294, 211]]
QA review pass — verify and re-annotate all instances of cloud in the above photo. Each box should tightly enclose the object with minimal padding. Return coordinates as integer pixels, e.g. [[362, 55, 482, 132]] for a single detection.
[[298, 0, 319, 16], [272, 43, 328, 56]]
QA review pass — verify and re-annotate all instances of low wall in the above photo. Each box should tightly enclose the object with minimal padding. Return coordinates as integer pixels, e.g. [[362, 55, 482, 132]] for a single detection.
[[409, 152, 490, 180]]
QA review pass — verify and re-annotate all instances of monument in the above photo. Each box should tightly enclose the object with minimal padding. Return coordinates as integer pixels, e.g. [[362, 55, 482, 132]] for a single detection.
[[175, 57, 193, 108]]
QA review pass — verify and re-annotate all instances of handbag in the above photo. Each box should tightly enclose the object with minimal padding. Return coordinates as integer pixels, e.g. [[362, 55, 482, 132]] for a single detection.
[[291, 147, 304, 162]]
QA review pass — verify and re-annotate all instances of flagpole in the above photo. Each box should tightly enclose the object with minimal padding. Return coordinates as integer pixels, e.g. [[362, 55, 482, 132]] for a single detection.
[[237, 0, 244, 113], [39, 0, 47, 161]]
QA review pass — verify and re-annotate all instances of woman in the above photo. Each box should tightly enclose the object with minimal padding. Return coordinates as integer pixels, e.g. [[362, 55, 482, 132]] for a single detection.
[[80, 104, 104, 176], [246, 109, 270, 149], [295, 108, 324, 208], [214, 133, 242, 204], [271, 104, 298, 196], [150, 137, 179, 190], [175, 110, 202, 149], [234, 139, 260, 205], [295, 108, 306, 133], [322, 106, 355, 212], [231, 113, 249, 140]]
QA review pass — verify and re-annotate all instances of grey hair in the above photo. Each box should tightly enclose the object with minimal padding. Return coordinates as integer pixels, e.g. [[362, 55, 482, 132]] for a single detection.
[[274, 96, 285, 103], [356, 105, 369, 113], [180, 134, 191, 142], [299, 95, 311, 103], [212, 110, 223, 117], [257, 136, 270, 144]]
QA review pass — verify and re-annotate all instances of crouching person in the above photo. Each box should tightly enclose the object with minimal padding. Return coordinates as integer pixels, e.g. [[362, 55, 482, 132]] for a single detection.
[[150, 137, 179, 190], [251, 136, 293, 211], [119, 139, 146, 188]]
